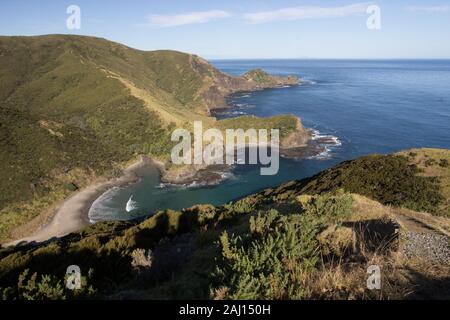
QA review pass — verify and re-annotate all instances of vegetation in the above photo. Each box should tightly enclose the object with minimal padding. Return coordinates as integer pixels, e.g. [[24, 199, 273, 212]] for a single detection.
[[0, 35, 302, 241], [243, 69, 274, 84], [259, 154, 447, 216], [1, 34, 448, 300], [0, 149, 449, 300], [212, 211, 320, 300], [217, 114, 299, 139]]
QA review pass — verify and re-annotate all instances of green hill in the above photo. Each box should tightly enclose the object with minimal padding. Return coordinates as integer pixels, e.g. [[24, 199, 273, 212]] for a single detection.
[[0, 149, 448, 300], [0, 35, 302, 240]]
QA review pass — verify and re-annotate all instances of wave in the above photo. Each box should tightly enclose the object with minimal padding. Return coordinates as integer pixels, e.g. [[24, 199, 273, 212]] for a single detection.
[[125, 195, 139, 213], [88, 187, 122, 223], [301, 79, 317, 85], [308, 129, 342, 160]]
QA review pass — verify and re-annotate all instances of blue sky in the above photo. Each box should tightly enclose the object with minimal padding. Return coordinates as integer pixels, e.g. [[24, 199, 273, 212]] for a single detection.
[[1, 0, 450, 59]]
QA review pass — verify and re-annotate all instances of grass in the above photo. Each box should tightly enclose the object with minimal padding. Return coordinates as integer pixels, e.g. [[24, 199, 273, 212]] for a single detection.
[[397, 148, 450, 216], [263, 153, 447, 216], [217, 114, 299, 139], [0, 35, 308, 240], [243, 69, 274, 84], [0, 172, 449, 300]]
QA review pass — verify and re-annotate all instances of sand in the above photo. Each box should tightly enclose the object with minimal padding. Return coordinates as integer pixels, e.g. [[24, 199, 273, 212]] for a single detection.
[[5, 156, 150, 247]]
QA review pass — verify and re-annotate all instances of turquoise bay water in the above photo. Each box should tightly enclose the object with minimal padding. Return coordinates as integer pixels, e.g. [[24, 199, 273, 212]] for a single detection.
[[89, 60, 450, 222]]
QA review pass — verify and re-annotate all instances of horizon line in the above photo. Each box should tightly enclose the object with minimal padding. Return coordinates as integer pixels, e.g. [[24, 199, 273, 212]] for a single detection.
[[2, 33, 449, 61]]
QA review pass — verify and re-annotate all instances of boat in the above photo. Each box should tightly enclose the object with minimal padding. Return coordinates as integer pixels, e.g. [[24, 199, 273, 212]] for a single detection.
[[125, 195, 138, 213]]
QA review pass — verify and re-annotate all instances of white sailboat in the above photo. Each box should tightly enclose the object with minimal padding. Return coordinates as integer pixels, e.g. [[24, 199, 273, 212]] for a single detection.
[[126, 195, 138, 213]]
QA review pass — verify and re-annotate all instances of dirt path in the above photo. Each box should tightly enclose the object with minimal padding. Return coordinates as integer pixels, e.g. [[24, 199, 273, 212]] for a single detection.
[[393, 209, 450, 264]]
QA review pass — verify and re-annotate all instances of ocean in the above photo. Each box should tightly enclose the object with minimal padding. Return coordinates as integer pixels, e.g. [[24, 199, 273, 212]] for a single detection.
[[88, 60, 450, 222]]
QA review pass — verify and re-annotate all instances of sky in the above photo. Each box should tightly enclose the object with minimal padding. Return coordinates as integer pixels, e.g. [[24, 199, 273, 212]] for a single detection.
[[1, 0, 450, 59]]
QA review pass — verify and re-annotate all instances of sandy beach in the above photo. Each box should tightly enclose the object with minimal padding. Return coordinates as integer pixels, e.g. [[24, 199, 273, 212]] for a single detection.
[[5, 156, 151, 247]]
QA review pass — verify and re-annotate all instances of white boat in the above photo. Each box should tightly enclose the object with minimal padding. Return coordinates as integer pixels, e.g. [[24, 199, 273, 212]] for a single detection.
[[125, 195, 138, 213]]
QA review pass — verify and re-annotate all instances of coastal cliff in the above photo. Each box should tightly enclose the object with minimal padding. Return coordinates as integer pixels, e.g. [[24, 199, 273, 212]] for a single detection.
[[0, 35, 309, 241], [191, 56, 300, 113]]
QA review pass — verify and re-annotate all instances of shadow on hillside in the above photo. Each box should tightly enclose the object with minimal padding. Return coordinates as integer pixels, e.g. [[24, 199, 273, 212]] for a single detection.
[[403, 267, 450, 300], [343, 219, 400, 254]]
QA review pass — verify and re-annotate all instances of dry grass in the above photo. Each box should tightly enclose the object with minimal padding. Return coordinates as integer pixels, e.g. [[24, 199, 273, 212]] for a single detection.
[[307, 193, 450, 300], [398, 148, 450, 216], [307, 236, 450, 300]]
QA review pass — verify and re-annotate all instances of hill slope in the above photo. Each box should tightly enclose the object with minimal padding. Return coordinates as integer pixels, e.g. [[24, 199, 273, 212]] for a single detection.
[[0, 35, 305, 240], [0, 149, 449, 300]]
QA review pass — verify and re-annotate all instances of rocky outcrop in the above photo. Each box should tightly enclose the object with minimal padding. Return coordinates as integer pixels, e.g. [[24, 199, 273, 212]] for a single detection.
[[280, 117, 311, 149], [191, 56, 300, 113]]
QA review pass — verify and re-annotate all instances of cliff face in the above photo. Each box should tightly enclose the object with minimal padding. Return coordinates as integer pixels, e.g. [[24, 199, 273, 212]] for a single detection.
[[0, 35, 308, 241], [280, 117, 311, 148], [191, 57, 300, 112]]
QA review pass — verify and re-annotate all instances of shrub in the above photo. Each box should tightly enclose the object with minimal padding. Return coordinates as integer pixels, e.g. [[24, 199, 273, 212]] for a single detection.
[[299, 155, 444, 214], [424, 158, 436, 167], [439, 159, 449, 168], [64, 183, 79, 192], [249, 209, 279, 236], [231, 198, 257, 214], [131, 249, 153, 270], [16, 269, 66, 300], [298, 193, 353, 223], [212, 210, 321, 300]]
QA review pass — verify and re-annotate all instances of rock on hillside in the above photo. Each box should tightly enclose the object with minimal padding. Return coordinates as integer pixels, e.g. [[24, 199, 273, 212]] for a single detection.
[[191, 57, 299, 113]]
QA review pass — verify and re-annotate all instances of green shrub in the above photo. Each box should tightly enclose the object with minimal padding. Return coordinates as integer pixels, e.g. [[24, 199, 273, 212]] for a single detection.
[[9, 269, 66, 300], [64, 183, 79, 192], [299, 193, 353, 223], [249, 209, 279, 236], [299, 155, 444, 214], [212, 210, 320, 300], [227, 197, 257, 215]]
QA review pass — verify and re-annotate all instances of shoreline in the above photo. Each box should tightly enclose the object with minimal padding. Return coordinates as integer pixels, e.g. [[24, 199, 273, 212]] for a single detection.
[[4, 82, 330, 247], [5, 134, 335, 247], [4, 156, 151, 247]]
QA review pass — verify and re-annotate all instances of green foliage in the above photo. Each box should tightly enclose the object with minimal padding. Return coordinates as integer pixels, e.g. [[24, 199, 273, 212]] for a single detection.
[[0, 268, 97, 300], [299, 193, 353, 223], [243, 69, 273, 84], [212, 210, 321, 300], [217, 114, 299, 139], [299, 155, 444, 214], [183, 205, 216, 224], [65, 183, 79, 192], [0, 35, 182, 238], [18, 270, 66, 300], [229, 197, 257, 214], [0, 35, 302, 240], [249, 209, 279, 236], [0, 205, 215, 299]]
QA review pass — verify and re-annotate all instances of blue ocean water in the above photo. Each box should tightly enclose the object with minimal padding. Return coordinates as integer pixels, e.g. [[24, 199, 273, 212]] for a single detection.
[[89, 60, 450, 221]]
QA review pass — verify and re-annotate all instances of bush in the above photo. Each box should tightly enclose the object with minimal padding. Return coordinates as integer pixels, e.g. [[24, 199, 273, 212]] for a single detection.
[[298, 193, 353, 223], [212, 210, 321, 300], [299, 155, 444, 214], [439, 159, 449, 168], [1, 269, 66, 300], [131, 249, 153, 270]]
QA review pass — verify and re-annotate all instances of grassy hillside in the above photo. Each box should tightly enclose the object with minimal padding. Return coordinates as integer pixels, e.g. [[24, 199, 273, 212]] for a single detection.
[[0, 35, 304, 241], [259, 151, 449, 217], [0, 149, 448, 300]]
